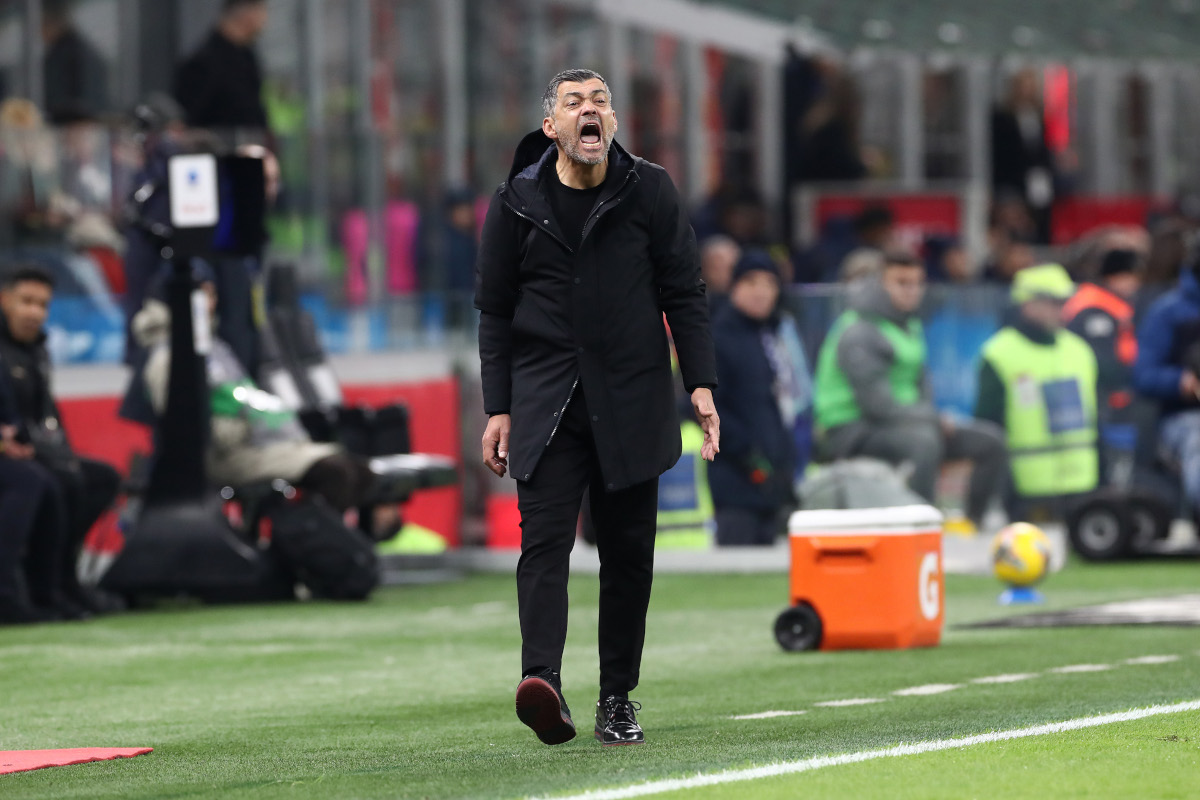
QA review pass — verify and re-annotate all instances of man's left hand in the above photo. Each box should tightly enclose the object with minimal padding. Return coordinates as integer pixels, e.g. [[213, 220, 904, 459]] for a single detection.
[[691, 388, 720, 462]]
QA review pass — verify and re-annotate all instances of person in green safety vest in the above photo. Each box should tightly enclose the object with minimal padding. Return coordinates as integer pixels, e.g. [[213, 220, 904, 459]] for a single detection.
[[976, 263, 1100, 519], [814, 252, 1008, 528]]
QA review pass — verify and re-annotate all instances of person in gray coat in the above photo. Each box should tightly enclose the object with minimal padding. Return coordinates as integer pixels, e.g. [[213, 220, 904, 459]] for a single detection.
[[813, 253, 1007, 528]]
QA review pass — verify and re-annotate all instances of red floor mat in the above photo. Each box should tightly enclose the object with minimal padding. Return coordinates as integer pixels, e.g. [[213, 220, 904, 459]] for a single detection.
[[0, 748, 152, 775]]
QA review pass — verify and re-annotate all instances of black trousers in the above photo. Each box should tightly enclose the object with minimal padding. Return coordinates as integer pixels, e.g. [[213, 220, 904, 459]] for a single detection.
[[32, 458, 121, 602], [0, 459, 60, 605], [516, 388, 659, 697]]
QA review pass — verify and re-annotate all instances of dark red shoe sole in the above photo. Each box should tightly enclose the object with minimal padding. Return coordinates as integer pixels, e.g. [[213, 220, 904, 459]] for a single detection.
[[516, 677, 576, 745]]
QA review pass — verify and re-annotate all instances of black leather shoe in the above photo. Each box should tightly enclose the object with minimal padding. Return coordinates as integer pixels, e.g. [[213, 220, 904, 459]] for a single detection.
[[515, 669, 576, 745], [594, 695, 644, 746]]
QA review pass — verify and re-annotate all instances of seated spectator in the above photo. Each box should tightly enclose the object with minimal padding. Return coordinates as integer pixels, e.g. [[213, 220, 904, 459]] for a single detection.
[[1137, 220, 1191, 322], [0, 264, 119, 615], [814, 252, 1007, 529], [0, 98, 67, 249], [1132, 248, 1200, 518], [924, 236, 974, 284], [699, 235, 740, 313], [838, 247, 884, 284], [131, 270, 379, 517], [709, 252, 807, 545], [981, 230, 1036, 285], [1063, 248, 1141, 422], [976, 264, 1099, 519]]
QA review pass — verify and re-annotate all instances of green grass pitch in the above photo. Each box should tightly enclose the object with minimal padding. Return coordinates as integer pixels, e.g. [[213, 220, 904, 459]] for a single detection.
[[1, 558, 1197, 799]]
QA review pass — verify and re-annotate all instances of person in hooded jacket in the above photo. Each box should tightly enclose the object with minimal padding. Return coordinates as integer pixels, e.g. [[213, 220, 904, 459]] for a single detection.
[[709, 251, 805, 545], [813, 252, 1007, 528], [475, 68, 719, 748]]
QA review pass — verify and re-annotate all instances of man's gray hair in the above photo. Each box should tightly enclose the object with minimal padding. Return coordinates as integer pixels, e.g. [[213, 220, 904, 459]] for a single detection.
[[541, 69, 612, 118]]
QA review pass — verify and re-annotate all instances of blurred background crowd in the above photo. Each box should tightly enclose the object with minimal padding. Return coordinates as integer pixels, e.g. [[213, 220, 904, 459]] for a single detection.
[[2, 0, 1200, 361], [2, 0, 1200, 621]]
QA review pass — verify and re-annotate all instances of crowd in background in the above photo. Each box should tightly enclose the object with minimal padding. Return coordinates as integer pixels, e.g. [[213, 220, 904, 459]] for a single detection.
[[3, 3, 1199, 316], [3, 0, 1200, 616]]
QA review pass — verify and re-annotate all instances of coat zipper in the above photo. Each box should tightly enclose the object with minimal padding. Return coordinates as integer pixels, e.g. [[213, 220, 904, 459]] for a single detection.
[[545, 376, 579, 447], [500, 192, 573, 253], [500, 166, 638, 253], [580, 168, 637, 245]]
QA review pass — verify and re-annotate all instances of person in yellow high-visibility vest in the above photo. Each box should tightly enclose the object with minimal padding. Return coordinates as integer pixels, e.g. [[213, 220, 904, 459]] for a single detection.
[[976, 264, 1099, 519]]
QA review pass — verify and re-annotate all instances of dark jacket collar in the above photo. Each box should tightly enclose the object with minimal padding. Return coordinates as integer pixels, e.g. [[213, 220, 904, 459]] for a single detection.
[[0, 311, 47, 352], [505, 130, 639, 194], [1009, 311, 1058, 345]]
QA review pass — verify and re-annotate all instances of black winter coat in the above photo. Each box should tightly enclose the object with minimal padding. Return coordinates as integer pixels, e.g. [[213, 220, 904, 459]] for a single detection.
[[0, 314, 76, 470], [708, 305, 796, 511], [475, 132, 716, 491]]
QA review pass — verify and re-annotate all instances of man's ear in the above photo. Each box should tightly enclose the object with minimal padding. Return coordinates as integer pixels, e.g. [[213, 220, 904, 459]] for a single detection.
[[542, 116, 558, 140], [611, 110, 618, 134]]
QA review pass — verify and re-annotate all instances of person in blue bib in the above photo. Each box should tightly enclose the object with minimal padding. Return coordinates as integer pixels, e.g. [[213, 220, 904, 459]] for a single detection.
[[976, 264, 1100, 519]]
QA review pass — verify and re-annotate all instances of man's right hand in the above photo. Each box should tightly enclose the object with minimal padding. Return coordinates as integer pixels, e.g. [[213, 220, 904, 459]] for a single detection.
[[482, 414, 512, 478], [1181, 370, 1200, 401], [0, 425, 33, 460]]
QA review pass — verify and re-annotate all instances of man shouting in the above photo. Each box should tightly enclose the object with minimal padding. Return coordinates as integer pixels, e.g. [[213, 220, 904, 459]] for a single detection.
[[475, 68, 719, 746]]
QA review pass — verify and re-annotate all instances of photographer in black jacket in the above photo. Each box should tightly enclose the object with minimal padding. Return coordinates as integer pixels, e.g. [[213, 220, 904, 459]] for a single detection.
[[0, 265, 120, 615]]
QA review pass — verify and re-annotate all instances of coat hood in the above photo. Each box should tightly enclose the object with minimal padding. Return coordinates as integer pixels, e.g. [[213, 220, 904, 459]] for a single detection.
[[505, 129, 638, 190], [847, 277, 914, 325]]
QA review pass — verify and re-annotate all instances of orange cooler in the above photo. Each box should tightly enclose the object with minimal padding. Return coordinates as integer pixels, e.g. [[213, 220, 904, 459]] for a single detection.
[[776, 505, 944, 651]]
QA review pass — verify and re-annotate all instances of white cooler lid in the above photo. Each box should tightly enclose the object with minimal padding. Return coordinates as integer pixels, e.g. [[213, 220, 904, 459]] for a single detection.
[[788, 504, 943, 536]]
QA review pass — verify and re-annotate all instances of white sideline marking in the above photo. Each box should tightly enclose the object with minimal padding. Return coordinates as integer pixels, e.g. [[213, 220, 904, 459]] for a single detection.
[[731, 710, 808, 720], [813, 698, 886, 707], [971, 673, 1039, 684], [1124, 655, 1180, 666], [893, 684, 962, 696], [1049, 663, 1113, 674], [534, 700, 1200, 800]]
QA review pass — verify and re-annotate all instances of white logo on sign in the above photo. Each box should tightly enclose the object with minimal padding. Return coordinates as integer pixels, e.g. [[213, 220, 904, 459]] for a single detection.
[[919, 552, 940, 620], [168, 154, 219, 228]]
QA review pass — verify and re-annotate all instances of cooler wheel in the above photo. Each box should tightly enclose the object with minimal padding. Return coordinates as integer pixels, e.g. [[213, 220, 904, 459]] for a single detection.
[[774, 603, 822, 652]]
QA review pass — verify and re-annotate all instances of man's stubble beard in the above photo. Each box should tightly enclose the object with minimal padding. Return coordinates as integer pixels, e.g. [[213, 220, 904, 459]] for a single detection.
[[556, 120, 615, 166]]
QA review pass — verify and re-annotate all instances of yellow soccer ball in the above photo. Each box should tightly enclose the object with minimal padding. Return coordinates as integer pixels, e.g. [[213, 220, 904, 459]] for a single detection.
[[991, 523, 1052, 587]]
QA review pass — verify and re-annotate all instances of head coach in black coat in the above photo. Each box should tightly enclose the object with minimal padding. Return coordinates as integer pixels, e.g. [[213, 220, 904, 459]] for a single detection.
[[475, 68, 720, 747]]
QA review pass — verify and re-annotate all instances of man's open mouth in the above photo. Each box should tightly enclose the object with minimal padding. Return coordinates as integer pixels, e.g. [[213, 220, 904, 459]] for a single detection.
[[580, 120, 602, 146]]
